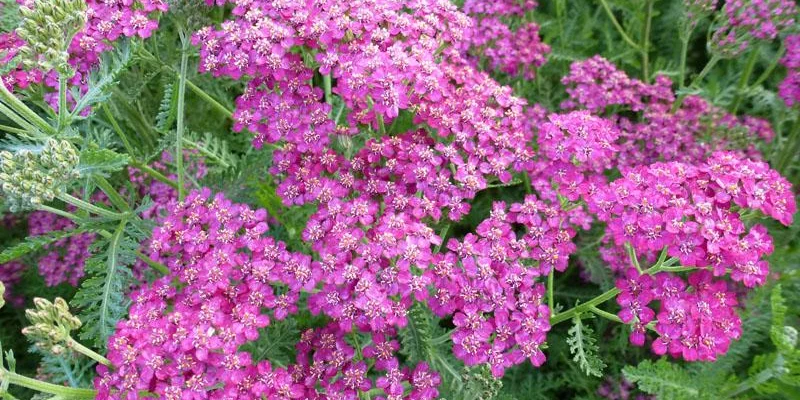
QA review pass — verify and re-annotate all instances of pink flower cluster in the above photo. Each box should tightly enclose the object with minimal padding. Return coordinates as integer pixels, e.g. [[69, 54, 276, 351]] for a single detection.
[[529, 111, 620, 202], [711, 0, 797, 57], [459, 0, 549, 79], [617, 269, 742, 362], [425, 197, 576, 377], [561, 56, 775, 167], [3, 0, 168, 108], [779, 34, 800, 107], [589, 152, 795, 288], [96, 189, 440, 399], [27, 210, 95, 287], [561, 55, 674, 113], [0, 31, 42, 90]]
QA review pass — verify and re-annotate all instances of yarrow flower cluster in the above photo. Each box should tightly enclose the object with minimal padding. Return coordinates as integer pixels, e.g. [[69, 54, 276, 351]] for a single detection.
[[710, 0, 797, 57], [27, 210, 94, 286], [589, 152, 795, 288], [561, 56, 775, 167], [425, 197, 576, 377], [2, 0, 168, 109], [617, 269, 742, 362], [95, 190, 440, 399], [779, 34, 800, 107], [460, 0, 550, 79]]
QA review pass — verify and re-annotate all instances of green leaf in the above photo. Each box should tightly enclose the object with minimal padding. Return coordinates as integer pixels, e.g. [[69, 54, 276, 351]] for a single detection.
[[566, 315, 606, 377], [71, 219, 143, 348], [77, 147, 131, 176], [0, 229, 85, 264], [71, 40, 135, 117], [623, 359, 709, 400], [241, 318, 299, 368]]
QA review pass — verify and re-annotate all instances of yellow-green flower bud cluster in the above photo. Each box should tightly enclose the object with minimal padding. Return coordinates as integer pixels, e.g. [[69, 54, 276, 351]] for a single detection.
[[0, 139, 80, 212], [22, 297, 82, 355], [15, 0, 87, 75]]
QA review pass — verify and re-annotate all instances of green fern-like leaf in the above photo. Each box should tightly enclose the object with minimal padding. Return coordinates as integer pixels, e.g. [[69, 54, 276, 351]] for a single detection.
[[71, 219, 143, 348], [77, 146, 131, 176], [155, 82, 176, 132], [30, 348, 94, 389], [71, 40, 136, 117], [623, 359, 709, 400], [0, 229, 85, 264], [567, 315, 606, 377], [400, 302, 434, 364], [242, 318, 299, 368], [183, 131, 238, 171]]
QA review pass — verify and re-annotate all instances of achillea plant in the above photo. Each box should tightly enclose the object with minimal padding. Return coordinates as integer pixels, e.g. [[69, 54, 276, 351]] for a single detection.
[[0, 0, 798, 399]]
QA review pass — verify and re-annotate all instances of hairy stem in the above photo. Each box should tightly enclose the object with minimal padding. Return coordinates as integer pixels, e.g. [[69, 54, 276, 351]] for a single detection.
[[57, 74, 69, 132], [548, 267, 555, 312], [0, 81, 56, 135], [93, 176, 131, 212], [678, 26, 694, 87], [56, 193, 128, 220], [598, 0, 642, 52], [67, 337, 110, 366], [323, 73, 333, 105], [731, 50, 759, 113], [0, 369, 96, 399], [185, 79, 233, 119], [641, 0, 653, 82], [176, 32, 189, 201]]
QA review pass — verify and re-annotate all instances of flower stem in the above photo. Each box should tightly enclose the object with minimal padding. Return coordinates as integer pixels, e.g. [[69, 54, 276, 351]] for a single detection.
[[134, 251, 169, 275], [547, 267, 555, 312], [598, 0, 642, 52], [776, 118, 800, 174], [0, 81, 56, 135], [56, 193, 128, 220], [589, 305, 623, 323], [551, 258, 694, 326], [102, 104, 136, 156], [67, 337, 110, 366], [323, 73, 333, 105], [0, 101, 41, 139], [678, 26, 694, 87], [185, 79, 233, 119], [175, 31, 190, 202], [641, 0, 654, 82], [1, 369, 96, 399], [37, 205, 81, 222], [57, 74, 69, 131], [133, 161, 179, 190], [93, 176, 131, 212], [673, 54, 722, 111], [731, 50, 759, 113]]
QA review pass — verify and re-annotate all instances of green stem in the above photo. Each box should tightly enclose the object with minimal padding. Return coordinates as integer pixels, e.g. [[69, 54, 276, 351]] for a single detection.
[[548, 267, 555, 312], [731, 50, 759, 113], [134, 251, 169, 275], [551, 260, 694, 326], [625, 242, 642, 273], [750, 46, 785, 88], [56, 193, 128, 220], [37, 205, 81, 222], [0, 101, 41, 138], [641, 0, 653, 82], [776, 118, 800, 174], [67, 337, 110, 366], [93, 176, 131, 212], [176, 33, 189, 202], [551, 287, 621, 325], [323, 73, 333, 105], [434, 224, 449, 253], [673, 54, 721, 111], [185, 79, 233, 119], [0, 123, 28, 136], [589, 305, 623, 323], [102, 104, 136, 156], [678, 26, 694, 87], [57, 74, 68, 131], [132, 161, 179, 190], [0, 82, 56, 135], [598, 0, 642, 52], [2, 370, 96, 399]]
